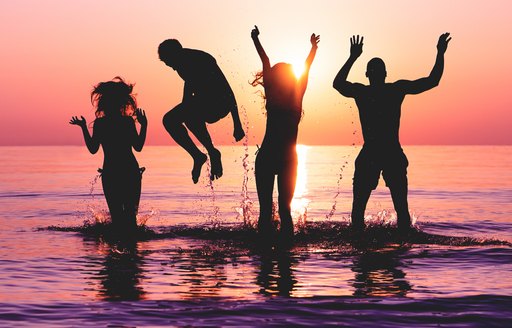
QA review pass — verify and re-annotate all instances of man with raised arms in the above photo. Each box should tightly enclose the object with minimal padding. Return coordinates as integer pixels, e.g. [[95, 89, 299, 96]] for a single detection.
[[333, 33, 451, 231]]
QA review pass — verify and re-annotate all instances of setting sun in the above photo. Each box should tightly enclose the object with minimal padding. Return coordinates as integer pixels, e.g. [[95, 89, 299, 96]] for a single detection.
[[292, 61, 306, 78]]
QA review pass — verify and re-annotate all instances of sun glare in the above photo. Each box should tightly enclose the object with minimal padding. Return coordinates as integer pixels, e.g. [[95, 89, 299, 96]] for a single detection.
[[291, 61, 305, 79], [291, 144, 310, 218]]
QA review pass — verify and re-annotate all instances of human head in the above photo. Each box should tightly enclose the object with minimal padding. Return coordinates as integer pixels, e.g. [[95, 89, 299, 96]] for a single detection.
[[91, 77, 137, 118], [270, 62, 296, 91], [366, 57, 387, 85], [158, 39, 183, 69]]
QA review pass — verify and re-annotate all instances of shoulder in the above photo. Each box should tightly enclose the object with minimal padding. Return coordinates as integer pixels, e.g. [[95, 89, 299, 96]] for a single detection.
[[352, 82, 368, 96], [187, 48, 216, 63], [391, 80, 409, 88]]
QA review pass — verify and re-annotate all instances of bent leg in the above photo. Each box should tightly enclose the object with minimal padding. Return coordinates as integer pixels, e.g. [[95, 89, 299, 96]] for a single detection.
[[185, 117, 223, 180], [163, 104, 207, 183]]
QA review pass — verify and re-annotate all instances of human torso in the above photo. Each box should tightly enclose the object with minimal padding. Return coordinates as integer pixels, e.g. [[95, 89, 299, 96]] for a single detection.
[[354, 83, 405, 151], [94, 116, 139, 172], [260, 77, 304, 156]]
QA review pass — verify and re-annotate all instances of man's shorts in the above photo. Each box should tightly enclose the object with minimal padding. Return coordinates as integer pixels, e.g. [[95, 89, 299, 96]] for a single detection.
[[353, 147, 409, 190], [188, 93, 237, 124]]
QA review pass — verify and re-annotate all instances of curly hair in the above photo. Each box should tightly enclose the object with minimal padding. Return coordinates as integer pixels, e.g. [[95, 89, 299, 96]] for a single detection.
[[91, 77, 137, 118]]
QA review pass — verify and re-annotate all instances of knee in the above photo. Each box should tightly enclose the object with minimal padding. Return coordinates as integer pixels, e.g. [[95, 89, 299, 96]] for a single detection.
[[162, 107, 183, 128]]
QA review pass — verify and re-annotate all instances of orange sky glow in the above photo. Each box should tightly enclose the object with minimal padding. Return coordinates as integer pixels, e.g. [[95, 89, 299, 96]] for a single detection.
[[1, 0, 511, 145]]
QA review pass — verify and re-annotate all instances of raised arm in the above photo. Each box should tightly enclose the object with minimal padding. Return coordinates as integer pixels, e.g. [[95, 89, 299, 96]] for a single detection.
[[133, 108, 147, 152], [251, 25, 271, 73], [298, 33, 320, 91], [333, 35, 364, 97], [69, 116, 100, 154], [396, 33, 451, 94]]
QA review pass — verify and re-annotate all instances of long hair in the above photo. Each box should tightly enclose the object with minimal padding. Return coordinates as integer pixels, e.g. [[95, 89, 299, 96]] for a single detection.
[[250, 63, 303, 118], [91, 77, 137, 118]]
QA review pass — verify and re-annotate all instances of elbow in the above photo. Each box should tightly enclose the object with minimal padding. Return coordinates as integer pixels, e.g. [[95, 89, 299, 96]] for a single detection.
[[429, 79, 440, 89], [332, 81, 345, 94]]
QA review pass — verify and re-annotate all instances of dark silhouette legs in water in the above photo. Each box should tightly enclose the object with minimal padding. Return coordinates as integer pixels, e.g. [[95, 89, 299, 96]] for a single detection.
[[256, 166, 274, 236], [256, 154, 297, 243], [351, 185, 412, 230], [163, 104, 222, 183], [277, 166, 296, 239], [350, 186, 372, 231], [102, 170, 141, 234], [390, 184, 412, 229]]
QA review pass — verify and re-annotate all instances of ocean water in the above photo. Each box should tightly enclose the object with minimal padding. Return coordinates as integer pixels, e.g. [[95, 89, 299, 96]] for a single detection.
[[0, 145, 511, 327]]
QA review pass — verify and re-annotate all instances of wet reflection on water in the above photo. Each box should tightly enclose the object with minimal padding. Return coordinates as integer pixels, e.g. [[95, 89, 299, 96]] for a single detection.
[[68, 221, 512, 302], [351, 247, 411, 297], [82, 238, 146, 301], [256, 250, 298, 297]]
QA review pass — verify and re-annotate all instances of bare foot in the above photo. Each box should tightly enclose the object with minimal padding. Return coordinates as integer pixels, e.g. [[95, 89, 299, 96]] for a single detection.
[[209, 148, 223, 181], [192, 153, 207, 184]]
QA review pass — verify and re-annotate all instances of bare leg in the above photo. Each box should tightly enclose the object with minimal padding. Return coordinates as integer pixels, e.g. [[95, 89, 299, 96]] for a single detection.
[[389, 184, 412, 230], [102, 174, 123, 230], [255, 154, 275, 236], [351, 186, 372, 230], [122, 170, 142, 233], [185, 118, 222, 181], [277, 159, 297, 240], [163, 105, 207, 184]]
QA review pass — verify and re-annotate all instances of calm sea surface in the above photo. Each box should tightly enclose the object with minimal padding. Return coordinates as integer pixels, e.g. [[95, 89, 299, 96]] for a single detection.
[[1, 145, 511, 327]]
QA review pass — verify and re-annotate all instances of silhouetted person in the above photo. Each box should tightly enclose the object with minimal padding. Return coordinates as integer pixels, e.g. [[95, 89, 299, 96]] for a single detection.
[[251, 26, 319, 242], [333, 34, 451, 231], [70, 77, 147, 235], [159, 39, 245, 184]]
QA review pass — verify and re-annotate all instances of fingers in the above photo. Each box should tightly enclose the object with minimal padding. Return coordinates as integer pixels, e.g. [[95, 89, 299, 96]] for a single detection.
[[350, 35, 363, 45], [440, 32, 451, 42], [252, 25, 260, 36], [69, 116, 84, 125]]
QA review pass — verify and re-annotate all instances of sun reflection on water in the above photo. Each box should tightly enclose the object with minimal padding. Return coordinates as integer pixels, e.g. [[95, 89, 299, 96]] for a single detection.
[[291, 144, 310, 226]]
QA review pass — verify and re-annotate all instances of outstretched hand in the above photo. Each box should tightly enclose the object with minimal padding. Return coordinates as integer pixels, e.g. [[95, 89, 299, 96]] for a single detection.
[[437, 32, 451, 54], [350, 35, 364, 59], [69, 115, 86, 128], [135, 108, 147, 126], [310, 33, 320, 48], [251, 25, 260, 39]]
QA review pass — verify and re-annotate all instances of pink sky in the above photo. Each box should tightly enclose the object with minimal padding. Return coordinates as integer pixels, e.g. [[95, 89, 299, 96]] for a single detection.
[[1, 0, 511, 145]]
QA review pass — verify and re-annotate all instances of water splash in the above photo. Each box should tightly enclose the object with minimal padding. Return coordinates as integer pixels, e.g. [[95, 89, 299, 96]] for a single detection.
[[325, 160, 349, 220], [204, 158, 221, 228], [234, 105, 255, 228], [43, 221, 512, 248], [82, 171, 158, 229]]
